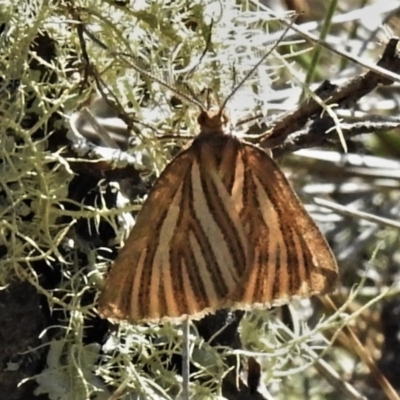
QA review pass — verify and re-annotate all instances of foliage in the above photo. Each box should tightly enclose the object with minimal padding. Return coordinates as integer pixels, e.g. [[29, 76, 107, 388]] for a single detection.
[[1, 0, 400, 399]]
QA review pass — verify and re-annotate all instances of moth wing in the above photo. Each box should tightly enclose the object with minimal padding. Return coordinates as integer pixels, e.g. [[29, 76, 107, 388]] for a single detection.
[[230, 143, 338, 308], [98, 137, 249, 322], [98, 147, 196, 322]]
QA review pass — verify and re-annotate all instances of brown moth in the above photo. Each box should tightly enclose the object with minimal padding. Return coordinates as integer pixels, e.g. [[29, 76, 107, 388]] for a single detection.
[[98, 106, 338, 323]]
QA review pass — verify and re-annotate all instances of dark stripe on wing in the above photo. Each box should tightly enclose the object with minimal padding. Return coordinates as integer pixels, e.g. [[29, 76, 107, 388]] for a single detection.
[[197, 144, 247, 277]]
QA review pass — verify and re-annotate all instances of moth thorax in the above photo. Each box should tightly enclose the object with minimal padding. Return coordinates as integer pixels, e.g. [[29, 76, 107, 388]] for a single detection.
[[197, 107, 231, 135]]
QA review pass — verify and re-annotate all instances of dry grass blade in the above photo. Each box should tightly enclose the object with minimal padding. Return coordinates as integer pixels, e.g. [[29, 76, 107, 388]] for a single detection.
[[6, 1, 400, 399], [324, 296, 400, 400]]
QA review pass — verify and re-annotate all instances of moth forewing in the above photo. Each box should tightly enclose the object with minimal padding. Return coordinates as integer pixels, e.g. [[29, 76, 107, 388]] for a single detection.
[[99, 129, 249, 322], [98, 149, 197, 321], [98, 108, 338, 323], [228, 141, 337, 308]]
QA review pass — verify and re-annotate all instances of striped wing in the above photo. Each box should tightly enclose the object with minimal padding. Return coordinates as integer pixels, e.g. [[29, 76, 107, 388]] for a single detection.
[[98, 133, 338, 323], [98, 134, 249, 322], [229, 142, 337, 308]]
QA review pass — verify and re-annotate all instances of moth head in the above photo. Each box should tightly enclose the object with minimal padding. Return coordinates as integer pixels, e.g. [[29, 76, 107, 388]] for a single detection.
[[197, 107, 231, 136]]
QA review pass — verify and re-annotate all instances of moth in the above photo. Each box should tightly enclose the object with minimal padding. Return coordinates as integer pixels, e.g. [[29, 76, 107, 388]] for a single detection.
[[98, 105, 338, 323]]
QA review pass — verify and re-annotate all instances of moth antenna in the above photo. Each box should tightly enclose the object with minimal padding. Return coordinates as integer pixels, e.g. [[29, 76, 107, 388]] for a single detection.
[[124, 57, 207, 112], [82, 26, 206, 112], [219, 16, 296, 115]]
